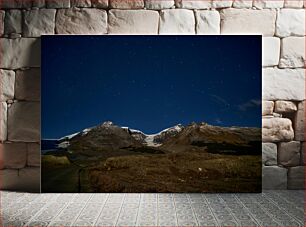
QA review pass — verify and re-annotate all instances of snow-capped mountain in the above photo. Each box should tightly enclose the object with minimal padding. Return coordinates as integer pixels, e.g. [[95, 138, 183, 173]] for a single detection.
[[58, 121, 184, 148], [58, 127, 93, 148], [44, 121, 261, 158], [117, 123, 183, 147], [59, 127, 93, 141], [150, 124, 184, 146]]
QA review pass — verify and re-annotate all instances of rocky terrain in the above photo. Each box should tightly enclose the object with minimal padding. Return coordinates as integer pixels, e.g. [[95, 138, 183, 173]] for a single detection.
[[42, 121, 261, 193], [58, 121, 184, 148]]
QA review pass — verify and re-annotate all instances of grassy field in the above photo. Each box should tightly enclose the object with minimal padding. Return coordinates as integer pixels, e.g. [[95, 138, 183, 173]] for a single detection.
[[89, 151, 261, 193], [41, 155, 94, 192], [42, 148, 261, 193]]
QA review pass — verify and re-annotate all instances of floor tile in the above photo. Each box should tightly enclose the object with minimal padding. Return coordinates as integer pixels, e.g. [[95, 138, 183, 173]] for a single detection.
[[0, 190, 304, 227]]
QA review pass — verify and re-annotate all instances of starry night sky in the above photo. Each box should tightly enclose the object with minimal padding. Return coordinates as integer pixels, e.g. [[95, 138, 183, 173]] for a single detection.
[[42, 35, 262, 139]]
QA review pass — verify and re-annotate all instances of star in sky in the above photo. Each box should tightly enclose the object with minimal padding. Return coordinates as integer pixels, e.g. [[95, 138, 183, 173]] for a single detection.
[[42, 35, 261, 138]]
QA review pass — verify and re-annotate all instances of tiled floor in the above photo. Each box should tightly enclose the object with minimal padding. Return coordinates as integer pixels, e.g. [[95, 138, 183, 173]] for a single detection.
[[1, 190, 304, 226]]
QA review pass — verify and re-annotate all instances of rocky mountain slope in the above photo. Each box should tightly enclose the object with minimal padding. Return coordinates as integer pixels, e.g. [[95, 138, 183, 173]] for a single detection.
[[57, 121, 261, 156], [58, 121, 184, 149], [67, 121, 142, 156], [162, 122, 261, 154]]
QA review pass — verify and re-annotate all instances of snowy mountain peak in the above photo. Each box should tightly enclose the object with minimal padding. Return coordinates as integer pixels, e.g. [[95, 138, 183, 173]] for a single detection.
[[160, 124, 184, 133], [58, 127, 93, 148], [82, 128, 92, 135], [124, 124, 185, 147], [102, 121, 114, 126], [59, 132, 79, 141]]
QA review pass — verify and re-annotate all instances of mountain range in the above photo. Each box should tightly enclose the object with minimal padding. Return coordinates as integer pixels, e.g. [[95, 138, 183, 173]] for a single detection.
[[51, 121, 261, 157], [57, 121, 183, 148]]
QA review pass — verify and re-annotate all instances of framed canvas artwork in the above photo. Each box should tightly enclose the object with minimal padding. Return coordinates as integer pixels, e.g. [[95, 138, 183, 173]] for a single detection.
[[41, 35, 262, 193]]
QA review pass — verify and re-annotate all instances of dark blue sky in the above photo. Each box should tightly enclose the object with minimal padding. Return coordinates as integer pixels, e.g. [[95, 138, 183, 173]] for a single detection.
[[42, 35, 261, 139]]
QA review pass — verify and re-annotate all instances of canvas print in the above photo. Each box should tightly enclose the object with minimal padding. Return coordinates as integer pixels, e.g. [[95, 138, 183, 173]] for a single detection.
[[41, 35, 262, 193]]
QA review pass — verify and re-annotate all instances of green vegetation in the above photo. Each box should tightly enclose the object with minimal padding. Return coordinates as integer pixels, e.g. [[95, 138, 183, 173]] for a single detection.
[[42, 155, 70, 167], [41, 154, 95, 192]]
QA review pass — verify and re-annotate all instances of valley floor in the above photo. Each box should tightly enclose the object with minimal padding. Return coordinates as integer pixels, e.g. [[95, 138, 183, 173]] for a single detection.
[[42, 165, 93, 193], [42, 150, 261, 193]]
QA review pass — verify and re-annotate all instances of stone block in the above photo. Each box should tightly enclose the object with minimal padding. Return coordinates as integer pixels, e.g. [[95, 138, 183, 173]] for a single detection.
[[46, 0, 70, 8], [8, 33, 22, 38], [274, 101, 297, 113], [0, 168, 40, 192], [0, 38, 40, 69], [301, 142, 305, 165], [19, 167, 40, 192], [262, 166, 287, 189], [0, 10, 4, 35], [27, 143, 40, 167], [220, 9, 276, 36], [262, 101, 274, 115], [23, 9, 56, 37], [284, 0, 304, 8], [253, 0, 284, 8], [159, 9, 195, 34], [0, 169, 19, 190], [56, 8, 107, 34], [91, 0, 108, 8], [0, 102, 7, 142], [4, 9, 22, 35], [273, 112, 282, 118], [232, 0, 253, 8], [276, 9, 305, 37], [0, 0, 32, 9], [262, 37, 280, 66], [294, 101, 305, 141], [262, 116, 273, 120], [263, 68, 305, 101], [109, 0, 144, 8], [262, 118, 294, 142], [195, 10, 220, 34], [32, 0, 46, 8], [0, 142, 27, 169], [212, 0, 233, 8], [262, 143, 277, 166], [0, 69, 15, 102], [109, 10, 159, 34], [175, 0, 212, 9], [8, 102, 40, 142], [15, 68, 41, 102], [280, 37, 305, 68], [278, 141, 301, 167], [145, 0, 175, 9], [71, 0, 91, 7], [288, 166, 304, 189]]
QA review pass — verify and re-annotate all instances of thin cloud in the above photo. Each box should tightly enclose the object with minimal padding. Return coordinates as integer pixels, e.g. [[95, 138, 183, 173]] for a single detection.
[[215, 118, 223, 124], [209, 94, 230, 107], [239, 99, 261, 111]]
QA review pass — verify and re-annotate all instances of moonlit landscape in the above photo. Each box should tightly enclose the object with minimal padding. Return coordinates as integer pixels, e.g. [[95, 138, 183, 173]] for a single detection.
[[41, 35, 262, 193]]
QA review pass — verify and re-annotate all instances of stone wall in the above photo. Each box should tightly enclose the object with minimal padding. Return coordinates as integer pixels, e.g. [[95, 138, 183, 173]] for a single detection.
[[0, 0, 305, 192]]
